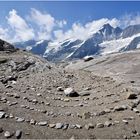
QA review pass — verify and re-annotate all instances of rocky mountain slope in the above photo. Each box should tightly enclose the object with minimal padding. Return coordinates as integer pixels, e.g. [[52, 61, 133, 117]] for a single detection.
[[1, 39, 140, 139]]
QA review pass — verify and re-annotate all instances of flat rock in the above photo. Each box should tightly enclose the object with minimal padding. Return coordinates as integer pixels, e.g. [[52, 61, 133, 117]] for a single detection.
[[114, 105, 127, 111], [96, 123, 104, 128], [16, 117, 25, 122], [49, 124, 56, 128], [55, 123, 63, 129], [38, 121, 47, 126], [79, 91, 90, 96], [83, 56, 94, 62]]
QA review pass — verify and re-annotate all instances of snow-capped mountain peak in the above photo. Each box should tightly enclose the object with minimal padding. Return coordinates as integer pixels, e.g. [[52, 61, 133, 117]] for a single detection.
[[14, 24, 140, 62]]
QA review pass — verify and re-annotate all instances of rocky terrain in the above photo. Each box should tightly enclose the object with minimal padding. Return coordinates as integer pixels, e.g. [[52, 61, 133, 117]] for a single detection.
[[1, 39, 140, 139]]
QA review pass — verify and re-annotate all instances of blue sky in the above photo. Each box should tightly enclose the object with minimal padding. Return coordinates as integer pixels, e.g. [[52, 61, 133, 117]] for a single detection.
[[0, 1, 140, 42]]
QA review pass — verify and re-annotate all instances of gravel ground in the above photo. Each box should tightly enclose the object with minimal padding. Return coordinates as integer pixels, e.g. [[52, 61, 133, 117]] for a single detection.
[[0, 50, 140, 139]]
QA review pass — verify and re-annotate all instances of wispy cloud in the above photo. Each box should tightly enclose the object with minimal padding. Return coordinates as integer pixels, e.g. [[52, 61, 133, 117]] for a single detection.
[[119, 13, 140, 28], [7, 9, 35, 42], [0, 27, 10, 41], [53, 18, 119, 42], [29, 8, 67, 40], [0, 9, 139, 43]]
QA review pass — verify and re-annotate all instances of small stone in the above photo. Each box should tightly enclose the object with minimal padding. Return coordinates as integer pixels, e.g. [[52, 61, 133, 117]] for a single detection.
[[32, 99, 38, 104], [25, 119, 30, 123], [114, 120, 120, 124], [127, 93, 137, 99], [83, 56, 94, 62], [132, 130, 137, 134], [78, 103, 84, 107], [98, 111, 106, 116], [123, 135, 127, 139], [37, 93, 42, 97], [114, 105, 127, 111], [0, 127, 3, 133], [57, 87, 63, 91], [14, 93, 20, 98], [5, 114, 9, 118], [122, 120, 128, 124], [63, 98, 70, 102], [55, 123, 63, 129], [45, 102, 50, 106], [83, 87, 91, 91], [0, 107, 4, 111], [6, 93, 13, 97], [30, 119, 36, 125], [64, 88, 79, 97], [0, 111, 6, 118], [21, 105, 26, 108], [11, 80, 17, 85], [75, 124, 82, 129], [133, 108, 139, 113], [16, 117, 24, 122], [79, 91, 90, 97], [4, 131, 11, 138], [104, 121, 112, 127], [29, 107, 34, 110], [63, 124, 69, 130], [9, 114, 14, 118], [38, 121, 47, 126], [49, 124, 56, 128], [69, 124, 76, 129], [15, 130, 22, 139], [40, 110, 47, 113], [23, 97, 27, 100], [104, 108, 111, 113], [96, 123, 104, 128], [85, 123, 94, 130], [65, 112, 71, 116], [123, 116, 134, 120], [83, 112, 91, 119]]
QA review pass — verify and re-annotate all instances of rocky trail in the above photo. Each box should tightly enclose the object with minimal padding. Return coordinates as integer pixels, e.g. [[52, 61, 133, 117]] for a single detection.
[[0, 41, 140, 139]]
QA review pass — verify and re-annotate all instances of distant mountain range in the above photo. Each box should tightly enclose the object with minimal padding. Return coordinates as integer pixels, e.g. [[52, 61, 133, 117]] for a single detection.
[[14, 24, 140, 62]]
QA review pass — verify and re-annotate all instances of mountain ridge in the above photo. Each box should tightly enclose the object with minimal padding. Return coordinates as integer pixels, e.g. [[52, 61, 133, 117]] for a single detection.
[[14, 24, 140, 62]]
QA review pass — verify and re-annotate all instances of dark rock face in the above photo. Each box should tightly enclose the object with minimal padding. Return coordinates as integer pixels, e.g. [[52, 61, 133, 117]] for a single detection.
[[0, 39, 16, 52], [122, 25, 140, 38]]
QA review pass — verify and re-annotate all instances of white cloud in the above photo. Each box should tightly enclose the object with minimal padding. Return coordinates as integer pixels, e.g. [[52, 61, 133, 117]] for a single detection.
[[0, 9, 140, 44], [57, 20, 67, 28], [7, 9, 35, 42], [120, 13, 140, 28], [0, 27, 10, 41], [29, 8, 67, 40], [53, 18, 120, 42]]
